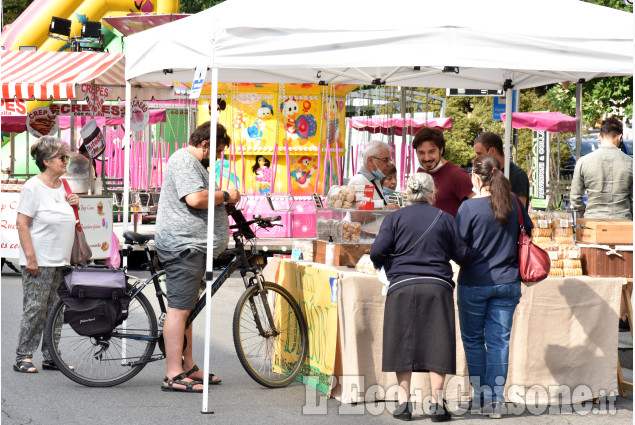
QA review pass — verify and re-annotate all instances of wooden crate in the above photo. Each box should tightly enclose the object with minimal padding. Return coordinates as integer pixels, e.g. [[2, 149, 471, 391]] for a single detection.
[[576, 219, 633, 245], [313, 240, 371, 267], [580, 246, 633, 278]]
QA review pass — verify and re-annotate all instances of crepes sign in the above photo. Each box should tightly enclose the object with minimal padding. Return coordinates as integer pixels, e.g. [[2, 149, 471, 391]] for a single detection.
[[81, 84, 109, 118], [25, 101, 149, 138]]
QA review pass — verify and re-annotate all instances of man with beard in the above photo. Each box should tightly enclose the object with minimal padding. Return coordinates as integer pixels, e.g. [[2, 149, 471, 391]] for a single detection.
[[414, 127, 473, 216], [155, 121, 240, 392]]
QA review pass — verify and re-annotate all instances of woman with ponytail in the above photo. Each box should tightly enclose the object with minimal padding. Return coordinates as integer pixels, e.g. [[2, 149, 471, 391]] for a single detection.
[[454, 155, 533, 419]]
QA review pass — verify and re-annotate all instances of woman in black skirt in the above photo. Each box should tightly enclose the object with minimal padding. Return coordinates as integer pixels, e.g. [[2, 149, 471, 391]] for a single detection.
[[371, 173, 471, 422]]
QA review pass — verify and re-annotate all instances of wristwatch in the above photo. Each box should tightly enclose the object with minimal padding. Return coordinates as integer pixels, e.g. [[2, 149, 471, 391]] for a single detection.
[[222, 191, 230, 203]]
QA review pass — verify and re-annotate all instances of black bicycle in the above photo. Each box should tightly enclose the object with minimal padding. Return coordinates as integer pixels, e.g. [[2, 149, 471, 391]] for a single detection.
[[43, 210, 308, 388]]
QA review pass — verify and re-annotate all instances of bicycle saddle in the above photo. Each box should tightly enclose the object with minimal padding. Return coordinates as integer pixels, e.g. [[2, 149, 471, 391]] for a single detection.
[[123, 231, 154, 245]]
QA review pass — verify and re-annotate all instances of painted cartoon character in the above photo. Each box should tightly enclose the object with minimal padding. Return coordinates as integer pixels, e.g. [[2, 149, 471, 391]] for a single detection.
[[133, 0, 154, 13], [290, 155, 315, 189], [257, 100, 274, 119], [323, 99, 343, 144], [280, 98, 300, 139], [252, 155, 272, 194]]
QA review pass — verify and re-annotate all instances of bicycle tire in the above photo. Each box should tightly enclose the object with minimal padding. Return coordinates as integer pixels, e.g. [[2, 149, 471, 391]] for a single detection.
[[233, 282, 308, 388], [43, 287, 158, 387]]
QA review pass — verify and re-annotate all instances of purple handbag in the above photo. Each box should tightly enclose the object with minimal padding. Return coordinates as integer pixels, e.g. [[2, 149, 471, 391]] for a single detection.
[[62, 267, 126, 299]]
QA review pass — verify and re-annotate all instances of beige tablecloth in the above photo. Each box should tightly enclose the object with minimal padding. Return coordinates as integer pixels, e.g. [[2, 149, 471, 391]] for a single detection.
[[330, 270, 623, 404]]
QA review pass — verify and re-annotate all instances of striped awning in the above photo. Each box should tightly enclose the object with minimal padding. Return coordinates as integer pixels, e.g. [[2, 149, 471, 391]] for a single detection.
[[1, 51, 125, 100]]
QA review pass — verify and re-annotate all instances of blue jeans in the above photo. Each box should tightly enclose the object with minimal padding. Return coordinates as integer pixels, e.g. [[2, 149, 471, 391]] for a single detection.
[[457, 282, 522, 406]]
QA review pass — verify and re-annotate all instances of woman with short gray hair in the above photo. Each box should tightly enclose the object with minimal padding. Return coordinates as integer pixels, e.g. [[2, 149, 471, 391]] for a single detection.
[[14, 136, 79, 373], [370, 173, 471, 422]]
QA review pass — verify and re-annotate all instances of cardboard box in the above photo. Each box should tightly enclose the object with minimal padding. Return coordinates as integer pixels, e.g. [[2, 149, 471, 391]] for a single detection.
[[313, 240, 372, 267], [576, 219, 633, 245], [580, 245, 633, 278]]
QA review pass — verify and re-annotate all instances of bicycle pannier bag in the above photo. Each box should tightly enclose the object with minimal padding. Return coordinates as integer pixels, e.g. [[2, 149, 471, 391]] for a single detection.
[[63, 267, 126, 299], [57, 282, 130, 336], [58, 267, 129, 336], [513, 196, 550, 285]]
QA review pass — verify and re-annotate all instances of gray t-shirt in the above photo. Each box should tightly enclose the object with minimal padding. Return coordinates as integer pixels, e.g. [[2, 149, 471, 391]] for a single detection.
[[155, 149, 229, 257]]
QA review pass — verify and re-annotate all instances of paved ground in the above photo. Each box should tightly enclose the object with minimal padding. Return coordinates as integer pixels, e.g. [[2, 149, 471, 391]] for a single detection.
[[1, 264, 633, 424]]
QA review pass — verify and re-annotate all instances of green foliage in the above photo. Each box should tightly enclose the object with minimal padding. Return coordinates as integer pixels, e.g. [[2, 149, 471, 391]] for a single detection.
[[547, 77, 633, 127], [2, 0, 34, 25], [180, 0, 225, 13]]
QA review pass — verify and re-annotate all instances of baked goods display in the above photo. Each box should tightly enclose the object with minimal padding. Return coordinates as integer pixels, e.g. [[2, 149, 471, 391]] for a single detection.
[[355, 254, 377, 275], [325, 185, 362, 209], [317, 219, 361, 243]]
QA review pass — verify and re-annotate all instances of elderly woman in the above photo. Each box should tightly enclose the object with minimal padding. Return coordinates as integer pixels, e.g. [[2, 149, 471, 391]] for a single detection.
[[370, 173, 471, 422], [14, 136, 79, 373]]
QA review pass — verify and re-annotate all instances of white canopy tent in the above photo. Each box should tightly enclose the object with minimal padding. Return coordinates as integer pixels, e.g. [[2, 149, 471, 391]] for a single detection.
[[123, 0, 633, 410]]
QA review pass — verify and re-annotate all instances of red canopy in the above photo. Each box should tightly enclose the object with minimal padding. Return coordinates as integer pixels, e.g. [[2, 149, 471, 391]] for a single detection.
[[500, 112, 575, 133], [349, 116, 452, 136], [1, 110, 167, 134]]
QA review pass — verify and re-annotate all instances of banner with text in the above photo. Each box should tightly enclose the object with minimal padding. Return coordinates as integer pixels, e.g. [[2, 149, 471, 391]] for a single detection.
[[1, 194, 112, 260], [531, 130, 550, 210], [276, 260, 339, 394]]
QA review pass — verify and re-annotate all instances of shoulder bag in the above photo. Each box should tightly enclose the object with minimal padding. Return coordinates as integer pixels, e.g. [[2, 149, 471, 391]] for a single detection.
[[385, 208, 443, 272], [61, 179, 93, 265], [513, 195, 550, 285]]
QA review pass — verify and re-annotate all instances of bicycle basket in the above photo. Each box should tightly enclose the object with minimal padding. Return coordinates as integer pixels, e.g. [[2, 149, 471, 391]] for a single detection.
[[226, 204, 256, 240]]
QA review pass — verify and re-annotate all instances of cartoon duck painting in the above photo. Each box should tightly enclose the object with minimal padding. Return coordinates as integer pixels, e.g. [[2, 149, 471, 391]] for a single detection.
[[290, 156, 315, 189], [242, 100, 274, 149], [280, 98, 300, 139]]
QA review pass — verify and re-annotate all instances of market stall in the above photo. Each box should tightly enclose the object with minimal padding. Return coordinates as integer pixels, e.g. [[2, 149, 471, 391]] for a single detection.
[[266, 257, 624, 404], [122, 0, 632, 410]]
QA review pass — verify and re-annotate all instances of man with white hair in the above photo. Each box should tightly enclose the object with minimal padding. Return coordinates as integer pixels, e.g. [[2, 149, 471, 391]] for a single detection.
[[349, 140, 399, 210]]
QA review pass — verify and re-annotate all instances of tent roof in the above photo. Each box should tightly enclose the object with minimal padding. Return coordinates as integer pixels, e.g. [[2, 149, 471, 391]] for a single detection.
[[125, 0, 633, 90], [501, 112, 576, 133], [1, 50, 175, 101]]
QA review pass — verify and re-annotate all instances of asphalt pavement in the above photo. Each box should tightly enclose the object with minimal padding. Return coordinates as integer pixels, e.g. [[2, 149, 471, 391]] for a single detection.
[[1, 265, 633, 424]]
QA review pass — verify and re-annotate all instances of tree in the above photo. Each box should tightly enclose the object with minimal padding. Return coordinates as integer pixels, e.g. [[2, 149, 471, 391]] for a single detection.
[[180, 0, 225, 13], [2, 0, 34, 26]]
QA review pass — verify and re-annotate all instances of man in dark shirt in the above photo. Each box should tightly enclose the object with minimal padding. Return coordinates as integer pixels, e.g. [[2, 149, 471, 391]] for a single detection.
[[414, 127, 474, 216], [473, 132, 530, 209]]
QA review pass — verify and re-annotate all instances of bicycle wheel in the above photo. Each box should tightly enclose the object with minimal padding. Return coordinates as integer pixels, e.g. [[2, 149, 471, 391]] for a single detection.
[[43, 288, 158, 387], [233, 282, 308, 388]]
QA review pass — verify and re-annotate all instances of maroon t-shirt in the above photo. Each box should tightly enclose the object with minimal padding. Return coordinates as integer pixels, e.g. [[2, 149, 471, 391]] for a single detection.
[[418, 161, 473, 217]]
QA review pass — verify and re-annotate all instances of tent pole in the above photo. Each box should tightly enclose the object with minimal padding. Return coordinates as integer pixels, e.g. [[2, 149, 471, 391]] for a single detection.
[[202, 66, 219, 415], [503, 80, 513, 179], [70, 100, 76, 152], [26, 131, 29, 176], [122, 81, 132, 265], [575, 79, 584, 162], [10, 133, 15, 175]]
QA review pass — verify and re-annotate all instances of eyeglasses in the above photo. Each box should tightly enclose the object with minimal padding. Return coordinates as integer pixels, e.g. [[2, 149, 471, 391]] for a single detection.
[[51, 155, 70, 162], [372, 156, 392, 164]]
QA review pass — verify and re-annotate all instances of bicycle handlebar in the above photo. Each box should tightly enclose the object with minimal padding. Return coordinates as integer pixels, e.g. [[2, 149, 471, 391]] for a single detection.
[[229, 214, 281, 231]]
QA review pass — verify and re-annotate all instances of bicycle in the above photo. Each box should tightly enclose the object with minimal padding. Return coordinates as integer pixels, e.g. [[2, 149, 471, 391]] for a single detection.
[[43, 210, 309, 388]]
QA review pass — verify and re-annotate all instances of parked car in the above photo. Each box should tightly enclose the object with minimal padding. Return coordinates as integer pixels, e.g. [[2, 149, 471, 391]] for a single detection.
[[561, 137, 632, 176]]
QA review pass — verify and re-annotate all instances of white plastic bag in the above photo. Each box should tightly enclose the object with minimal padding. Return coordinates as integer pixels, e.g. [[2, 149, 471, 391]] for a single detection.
[[377, 267, 390, 296]]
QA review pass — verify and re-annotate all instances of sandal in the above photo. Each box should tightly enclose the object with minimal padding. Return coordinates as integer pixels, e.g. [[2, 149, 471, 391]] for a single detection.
[[42, 361, 75, 371], [13, 360, 38, 373], [184, 364, 222, 385], [161, 373, 203, 393]]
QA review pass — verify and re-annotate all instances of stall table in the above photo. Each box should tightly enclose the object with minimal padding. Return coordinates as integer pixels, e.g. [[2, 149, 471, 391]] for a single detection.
[[268, 259, 624, 405]]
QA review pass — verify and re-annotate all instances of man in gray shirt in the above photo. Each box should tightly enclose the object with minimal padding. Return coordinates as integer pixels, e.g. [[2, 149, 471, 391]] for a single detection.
[[156, 121, 240, 392], [570, 117, 633, 220]]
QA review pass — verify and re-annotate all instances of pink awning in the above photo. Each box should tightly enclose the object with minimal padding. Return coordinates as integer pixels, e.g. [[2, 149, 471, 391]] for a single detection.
[[349, 116, 452, 136], [1, 109, 167, 134], [500, 112, 576, 133]]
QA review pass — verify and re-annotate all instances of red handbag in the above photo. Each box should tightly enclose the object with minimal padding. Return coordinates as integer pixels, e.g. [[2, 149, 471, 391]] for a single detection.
[[513, 196, 550, 285]]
